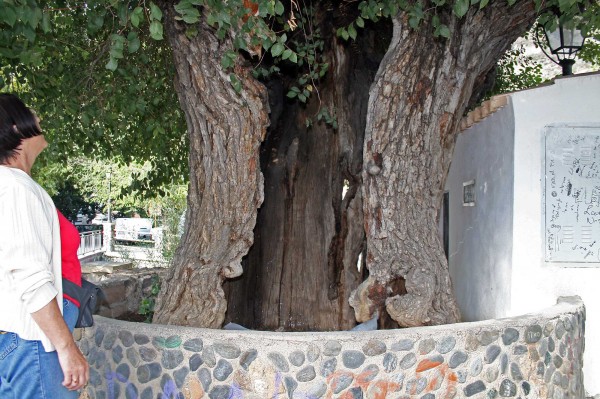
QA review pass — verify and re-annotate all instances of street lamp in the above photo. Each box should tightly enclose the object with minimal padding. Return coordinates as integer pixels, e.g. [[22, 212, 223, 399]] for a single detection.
[[106, 171, 112, 223], [538, 12, 586, 76]]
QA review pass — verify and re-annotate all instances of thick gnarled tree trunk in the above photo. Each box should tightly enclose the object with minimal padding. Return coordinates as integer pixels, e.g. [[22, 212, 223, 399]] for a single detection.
[[153, 4, 269, 327], [351, 3, 537, 327]]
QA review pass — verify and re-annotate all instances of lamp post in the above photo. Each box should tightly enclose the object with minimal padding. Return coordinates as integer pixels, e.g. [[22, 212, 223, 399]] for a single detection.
[[538, 12, 586, 76], [106, 171, 112, 223]]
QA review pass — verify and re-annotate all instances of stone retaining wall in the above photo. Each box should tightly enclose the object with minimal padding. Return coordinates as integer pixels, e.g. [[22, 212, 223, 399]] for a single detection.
[[77, 297, 585, 399]]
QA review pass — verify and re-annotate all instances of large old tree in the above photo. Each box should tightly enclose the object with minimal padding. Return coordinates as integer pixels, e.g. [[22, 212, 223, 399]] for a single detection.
[[2, 0, 595, 330]]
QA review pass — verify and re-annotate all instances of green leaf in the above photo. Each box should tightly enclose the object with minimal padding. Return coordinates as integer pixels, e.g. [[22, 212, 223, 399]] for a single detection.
[[289, 52, 298, 63], [275, 1, 285, 16], [127, 32, 141, 53], [1, 7, 17, 27], [453, 0, 470, 17], [271, 42, 285, 57], [438, 24, 451, 38], [348, 23, 357, 40], [286, 90, 297, 98], [479, 0, 489, 8], [106, 57, 118, 71], [356, 17, 365, 28], [282, 49, 292, 60], [150, 21, 164, 40], [41, 12, 51, 33], [229, 73, 242, 93], [150, 2, 163, 21], [130, 7, 143, 27]]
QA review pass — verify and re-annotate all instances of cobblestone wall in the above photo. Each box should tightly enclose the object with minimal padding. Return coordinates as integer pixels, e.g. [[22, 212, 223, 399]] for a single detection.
[[76, 297, 585, 399]]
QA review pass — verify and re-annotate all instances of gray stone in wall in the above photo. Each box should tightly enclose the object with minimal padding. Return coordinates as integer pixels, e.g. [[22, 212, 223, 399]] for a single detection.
[[198, 368, 212, 392], [285, 375, 297, 398], [112, 345, 123, 364], [119, 330, 134, 347], [139, 346, 157, 362], [95, 329, 104, 347], [449, 351, 467, 368], [116, 363, 130, 380], [160, 351, 182, 373], [545, 351, 552, 366], [510, 362, 523, 381], [307, 381, 327, 398], [307, 344, 320, 362], [103, 330, 117, 350], [342, 350, 366, 369], [190, 353, 203, 371], [202, 346, 216, 367], [134, 333, 150, 345], [499, 379, 517, 397], [406, 377, 427, 395], [418, 338, 435, 354], [214, 341, 241, 359], [555, 321, 566, 339], [512, 345, 527, 355], [268, 352, 290, 372], [363, 339, 386, 356], [140, 387, 153, 399], [213, 359, 233, 381], [470, 357, 483, 377], [502, 328, 519, 346], [80, 338, 90, 356], [126, 347, 141, 367], [320, 358, 337, 377], [488, 388, 498, 398], [324, 340, 342, 356], [500, 354, 508, 374], [484, 366, 499, 383], [537, 361, 545, 377], [548, 336, 555, 352], [173, 366, 189, 388], [361, 364, 379, 382], [522, 381, 531, 396], [464, 380, 486, 397], [383, 352, 398, 372], [437, 336, 456, 354], [347, 387, 364, 399], [331, 372, 353, 393], [183, 338, 203, 352], [479, 331, 499, 346], [457, 370, 468, 383], [553, 355, 563, 369], [137, 362, 162, 383], [209, 385, 232, 399], [125, 384, 138, 399], [559, 342, 566, 357], [392, 339, 414, 351], [289, 350, 305, 367], [525, 325, 543, 343], [485, 345, 501, 364], [296, 365, 316, 382], [399, 353, 417, 369], [239, 349, 258, 370], [422, 394, 435, 399], [90, 368, 102, 387], [466, 334, 479, 351]]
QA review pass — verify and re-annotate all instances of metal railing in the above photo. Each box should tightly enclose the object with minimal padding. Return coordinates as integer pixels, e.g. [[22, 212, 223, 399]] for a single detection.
[[78, 230, 103, 256]]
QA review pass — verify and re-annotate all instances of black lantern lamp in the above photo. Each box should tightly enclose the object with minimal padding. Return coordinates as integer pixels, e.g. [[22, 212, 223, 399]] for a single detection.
[[538, 12, 586, 76]]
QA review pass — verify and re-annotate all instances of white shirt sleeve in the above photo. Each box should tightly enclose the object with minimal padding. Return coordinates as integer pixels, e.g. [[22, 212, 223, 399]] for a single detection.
[[0, 181, 58, 313]]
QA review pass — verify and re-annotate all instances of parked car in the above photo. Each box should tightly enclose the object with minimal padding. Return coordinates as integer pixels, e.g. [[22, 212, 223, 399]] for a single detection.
[[91, 214, 108, 225], [114, 218, 153, 242]]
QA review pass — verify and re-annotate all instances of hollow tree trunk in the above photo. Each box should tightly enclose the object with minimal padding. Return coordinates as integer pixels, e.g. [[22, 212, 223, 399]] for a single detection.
[[351, 3, 537, 327], [153, 4, 269, 327], [224, 16, 390, 331]]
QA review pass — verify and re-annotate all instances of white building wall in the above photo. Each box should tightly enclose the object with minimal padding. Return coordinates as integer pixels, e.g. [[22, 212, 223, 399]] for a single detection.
[[445, 104, 515, 322], [510, 73, 600, 395]]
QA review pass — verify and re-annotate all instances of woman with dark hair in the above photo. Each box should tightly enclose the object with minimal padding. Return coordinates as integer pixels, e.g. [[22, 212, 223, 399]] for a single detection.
[[0, 93, 89, 398]]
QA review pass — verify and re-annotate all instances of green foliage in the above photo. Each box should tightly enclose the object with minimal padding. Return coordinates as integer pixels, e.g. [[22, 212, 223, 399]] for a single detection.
[[139, 274, 161, 322], [492, 43, 544, 96]]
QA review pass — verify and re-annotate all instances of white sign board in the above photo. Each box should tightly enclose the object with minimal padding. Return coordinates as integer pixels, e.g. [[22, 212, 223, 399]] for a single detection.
[[544, 126, 600, 263]]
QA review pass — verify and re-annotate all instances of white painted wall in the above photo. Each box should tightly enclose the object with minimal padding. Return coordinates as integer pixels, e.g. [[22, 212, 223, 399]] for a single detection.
[[445, 104, 515, 322], [510, 73, 600, 395]]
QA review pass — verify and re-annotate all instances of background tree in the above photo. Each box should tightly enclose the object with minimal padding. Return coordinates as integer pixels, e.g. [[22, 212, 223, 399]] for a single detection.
[[1, 0, 597, 331]]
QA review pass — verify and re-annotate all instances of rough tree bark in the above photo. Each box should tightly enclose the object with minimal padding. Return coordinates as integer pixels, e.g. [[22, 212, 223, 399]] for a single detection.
[[224, 14, 389, 331], [351, 2, 538, 327], [153, 4, 269, 327]]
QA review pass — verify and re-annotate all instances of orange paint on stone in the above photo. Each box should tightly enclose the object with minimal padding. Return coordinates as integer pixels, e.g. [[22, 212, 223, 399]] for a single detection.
[[416, 359, 442, 372]]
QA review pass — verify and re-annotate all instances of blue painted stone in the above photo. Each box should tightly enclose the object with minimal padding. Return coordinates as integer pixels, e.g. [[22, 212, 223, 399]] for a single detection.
[[399, 353, 417, 369], [323, 340, 342, 356], [118, 330, 134, 347], [140, 387, 153, 399], [449, 351, 468, 368], [320, 358, 337, 377], [209, 385, 231, 399], [284, 376, 297, 398], [239, 349, 257, 370], [190, 353, 203, 371], [485, 345, 501, 364], [513, 345, 527, 355], [174, 366, 189, 388], [392, 339, 414, 351], [437, 336, 456, 354], [198, 368, 212, 392], [525, 325, 543, 344], [162, 350, 184, 370], [137, 362, 162, 383], [95, 329, 104, 347], [501, 328, 519, 346], [116, 363, 130, 380], [139, 346, 157, 362], [107, 383, 120, 399], [124, 383, 138, 399], [183, 338, 203, 352], [499, 379, 517, 397], [289, 350, 305, 367], [213, 359, 233, 381], [418, 339, 435, 355], [297, 365, 316, 382], [383, 352, 398, 372], [464, 381, 486, 397], [362, 340, 386, 356], [134, 333, 150, 345], [331, 373, 354, 394], [268, 352, 290, 372], [214, 342, 241, 359], [342, 350, 366, 369], [202, 346, 216, 367], [103, 330, 117, 350], [112, 345, 123, 364]]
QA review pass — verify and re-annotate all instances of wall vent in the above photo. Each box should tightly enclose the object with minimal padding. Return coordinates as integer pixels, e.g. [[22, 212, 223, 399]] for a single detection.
[[463, 180, 476, 206]]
